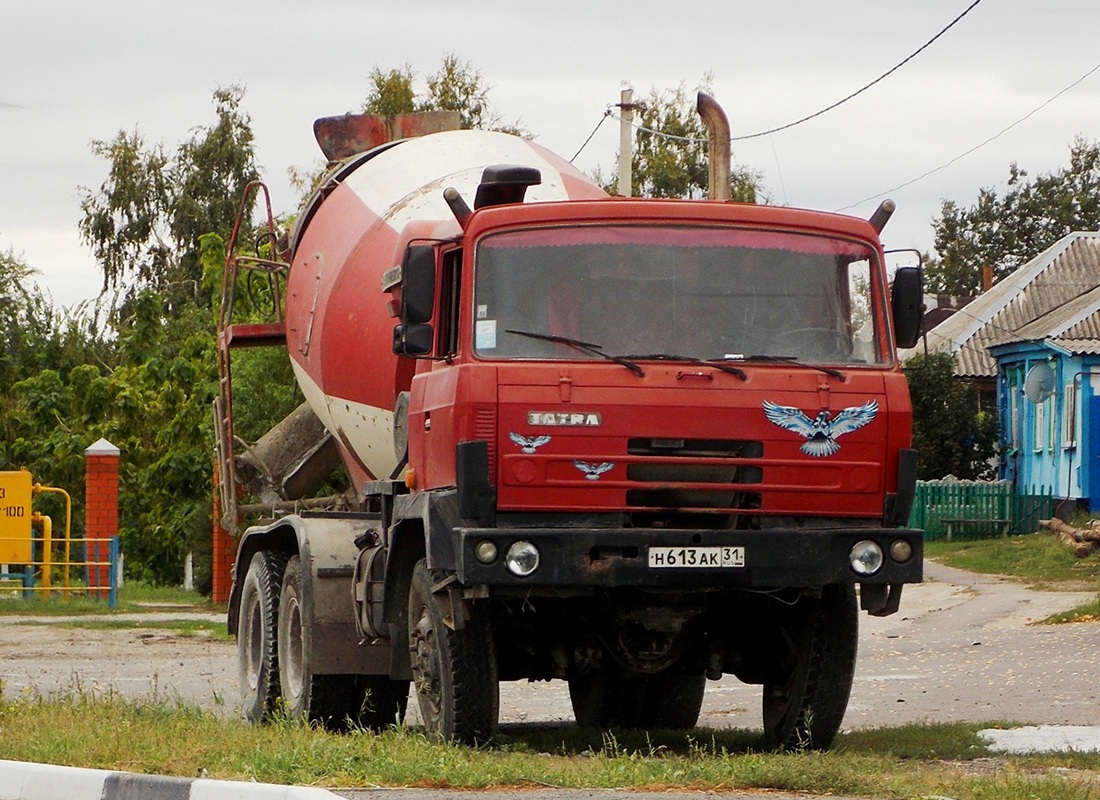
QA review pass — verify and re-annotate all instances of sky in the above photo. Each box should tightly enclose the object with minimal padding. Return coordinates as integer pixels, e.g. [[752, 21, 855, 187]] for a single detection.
[[4, 0, 1100, 310]]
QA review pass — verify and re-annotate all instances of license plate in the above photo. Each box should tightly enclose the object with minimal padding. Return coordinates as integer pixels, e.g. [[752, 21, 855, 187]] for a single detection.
[[647, 546, 746, 569]]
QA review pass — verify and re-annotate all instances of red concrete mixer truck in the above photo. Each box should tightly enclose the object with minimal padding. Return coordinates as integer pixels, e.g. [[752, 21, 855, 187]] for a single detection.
[[217, 95, 924, 749]]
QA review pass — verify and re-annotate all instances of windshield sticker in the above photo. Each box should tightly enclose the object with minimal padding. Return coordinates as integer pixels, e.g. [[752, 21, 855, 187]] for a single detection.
[[477, 304, 488, 319], [527, 411, 602, 426], [475, 319, 497, 349], [762, 400, 878, 457], [509, 433, 551, 454], [574, 460, 614, 480]]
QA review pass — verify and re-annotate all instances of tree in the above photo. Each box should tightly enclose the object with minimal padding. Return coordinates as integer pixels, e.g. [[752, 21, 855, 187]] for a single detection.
[[78, 85, 260, 311], [612, 79, 762, 201], [361, 54, 523, 134], [69, 87, 264, 587], [0, 248, 57, 387], [363, 65, 416, 116], [903, 352, 999, 480], [927, 137, 1100, 295]]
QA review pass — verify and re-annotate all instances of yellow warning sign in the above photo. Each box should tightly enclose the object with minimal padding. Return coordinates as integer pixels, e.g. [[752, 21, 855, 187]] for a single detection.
[[0, 470, 33, 563]]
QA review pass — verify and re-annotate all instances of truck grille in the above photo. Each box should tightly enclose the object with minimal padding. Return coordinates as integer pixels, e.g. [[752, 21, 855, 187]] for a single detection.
[[475, 408, 497, 481], [624, 438, 763, 523]]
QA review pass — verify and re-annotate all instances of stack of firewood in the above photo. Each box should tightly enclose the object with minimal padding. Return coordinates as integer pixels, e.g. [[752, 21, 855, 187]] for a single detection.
[[1040, 518, 1100, 556]]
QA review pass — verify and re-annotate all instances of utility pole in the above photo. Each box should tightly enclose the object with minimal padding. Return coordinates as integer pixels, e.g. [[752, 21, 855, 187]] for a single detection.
[[618, 88, 634, 197]]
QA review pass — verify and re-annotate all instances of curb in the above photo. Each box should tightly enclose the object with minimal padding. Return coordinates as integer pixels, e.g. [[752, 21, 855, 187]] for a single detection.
[[0, 760, 340, 800]]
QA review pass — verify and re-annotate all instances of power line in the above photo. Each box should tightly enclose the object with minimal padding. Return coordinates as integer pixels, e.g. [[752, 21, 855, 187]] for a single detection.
[[731, 0, 984, 141], [569, 111, 612, 163], [837, 58, 1100, 212], [579, 1, 983, 156]]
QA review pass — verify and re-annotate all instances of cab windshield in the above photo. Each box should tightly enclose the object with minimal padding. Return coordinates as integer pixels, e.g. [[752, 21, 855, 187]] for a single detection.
[[473, 225, 886, 366]]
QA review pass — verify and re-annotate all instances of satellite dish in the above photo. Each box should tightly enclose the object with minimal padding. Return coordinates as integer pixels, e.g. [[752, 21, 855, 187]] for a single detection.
[[1023, 362, 1055, 403]]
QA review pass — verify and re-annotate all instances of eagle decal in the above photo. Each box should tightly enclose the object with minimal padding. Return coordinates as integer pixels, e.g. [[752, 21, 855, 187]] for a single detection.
[[762, 400, 878, 457], [509, 432, 552, 454], [574, 460, 615, 480]]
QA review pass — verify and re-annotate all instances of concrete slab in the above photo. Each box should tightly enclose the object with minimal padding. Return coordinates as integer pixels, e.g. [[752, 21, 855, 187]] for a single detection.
[[979, 725, 1100, 754]]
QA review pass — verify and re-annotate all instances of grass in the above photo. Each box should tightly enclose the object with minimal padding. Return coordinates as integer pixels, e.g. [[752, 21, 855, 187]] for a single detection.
[[0, 580, 217, 616], [0, 537, 1096, 796], [0, 691, 1096, 798], [927, 532, 1100, 624], [926, 532, 1100, 589], [15, 617, 232, 639]]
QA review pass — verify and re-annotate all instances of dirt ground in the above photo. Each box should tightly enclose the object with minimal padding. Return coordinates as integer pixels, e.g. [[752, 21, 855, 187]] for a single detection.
[[0, 560, 1096, 732]]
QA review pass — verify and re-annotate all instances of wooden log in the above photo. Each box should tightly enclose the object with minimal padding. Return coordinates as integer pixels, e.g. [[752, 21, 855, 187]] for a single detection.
[[1040, 518, 1099, 556]]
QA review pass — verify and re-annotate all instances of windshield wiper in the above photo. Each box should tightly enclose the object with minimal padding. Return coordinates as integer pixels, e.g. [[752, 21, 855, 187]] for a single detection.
[[504, 329, 645, 377], [621, 353, 747, 381], [732, 354, 846, 381]]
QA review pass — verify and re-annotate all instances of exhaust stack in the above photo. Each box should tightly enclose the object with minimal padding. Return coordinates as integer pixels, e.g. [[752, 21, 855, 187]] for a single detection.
[[869, 199, 896, 233], [696, 92, 731, 201]]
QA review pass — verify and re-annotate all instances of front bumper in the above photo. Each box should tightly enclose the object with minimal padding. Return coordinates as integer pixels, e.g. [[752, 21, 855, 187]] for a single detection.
[[454, 525, 922, 589]]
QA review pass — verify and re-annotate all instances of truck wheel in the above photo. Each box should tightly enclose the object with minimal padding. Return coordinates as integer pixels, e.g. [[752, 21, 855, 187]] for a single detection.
[[277, 555, 410, 731], [641, 672, 706, 729], [238, 550, 290, 723], [762, 584, 858, 750], [568, 672, 646, 728], [407, 559, 498, 742]]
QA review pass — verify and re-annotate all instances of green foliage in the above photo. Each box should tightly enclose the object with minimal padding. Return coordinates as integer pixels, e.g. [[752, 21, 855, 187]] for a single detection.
[[0, 288, 217, 586], [0, 250, 108, 531], [904, 352, 1000, 480], [615, 78, 762, 201], [172, 87, 259, 299], [78, 85, 260, 312], [361, 53, 523, 134], [363, 65, 416, 116], [50, 86, 287, 589], [927, 137, 1100, 295]]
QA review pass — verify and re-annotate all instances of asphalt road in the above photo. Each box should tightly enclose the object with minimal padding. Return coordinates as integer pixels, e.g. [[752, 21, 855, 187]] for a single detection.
[[0, 560, 1095, 732]]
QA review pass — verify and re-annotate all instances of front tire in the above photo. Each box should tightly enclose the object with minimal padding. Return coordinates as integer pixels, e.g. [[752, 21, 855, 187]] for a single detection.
[[762, 584, 858, 750], [238, 550, 290, 723], [278, 555, 408, 730], [407, 560, 498, 742]]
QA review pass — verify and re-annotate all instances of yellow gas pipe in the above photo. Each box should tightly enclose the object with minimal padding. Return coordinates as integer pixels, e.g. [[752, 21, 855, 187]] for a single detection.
[[31, 484, 71, 599]]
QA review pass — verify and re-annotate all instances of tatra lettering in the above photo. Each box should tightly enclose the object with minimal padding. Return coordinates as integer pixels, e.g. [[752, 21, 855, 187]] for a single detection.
[[527, 411, 603, 426]]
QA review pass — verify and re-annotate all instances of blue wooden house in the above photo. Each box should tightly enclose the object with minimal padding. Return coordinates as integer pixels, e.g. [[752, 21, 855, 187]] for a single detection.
[[918, 232, 1100, 509]]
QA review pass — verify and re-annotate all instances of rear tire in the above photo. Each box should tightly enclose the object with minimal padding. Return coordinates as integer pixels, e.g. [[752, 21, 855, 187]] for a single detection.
[[278, 555, 408, 730], [570, 670, 705, 730], [641, 671, 706, 729], [238, 550, 290, 723], [568, 672, 646, 728], [762, 584, 858, 750], [407, 560, 498, 742]]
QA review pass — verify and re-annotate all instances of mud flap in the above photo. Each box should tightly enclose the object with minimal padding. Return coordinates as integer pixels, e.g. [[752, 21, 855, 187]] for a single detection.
[[860, 583, 903, 617]]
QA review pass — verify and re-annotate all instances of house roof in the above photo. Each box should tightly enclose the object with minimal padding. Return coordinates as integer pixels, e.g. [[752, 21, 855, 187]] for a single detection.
[[918, 232, 1100, 376]]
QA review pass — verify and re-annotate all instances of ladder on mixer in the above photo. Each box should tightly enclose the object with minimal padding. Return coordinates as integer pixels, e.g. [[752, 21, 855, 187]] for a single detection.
[[214, 181, 288, 533]]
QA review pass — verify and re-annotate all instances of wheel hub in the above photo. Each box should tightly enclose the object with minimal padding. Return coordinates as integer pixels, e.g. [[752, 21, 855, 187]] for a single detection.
[[409, 606, 443, 721]]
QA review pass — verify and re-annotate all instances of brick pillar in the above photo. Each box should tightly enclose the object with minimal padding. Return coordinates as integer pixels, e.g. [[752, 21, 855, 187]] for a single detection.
[[211, 464, 236, 604], [85, 439, 120, 599]]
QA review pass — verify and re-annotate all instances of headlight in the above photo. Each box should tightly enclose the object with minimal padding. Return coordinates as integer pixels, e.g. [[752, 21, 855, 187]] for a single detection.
[[889, 539, 914, 563], [849, 540, 884, 576], [474, 540, 498, 564], [505, 541, 540, 577]]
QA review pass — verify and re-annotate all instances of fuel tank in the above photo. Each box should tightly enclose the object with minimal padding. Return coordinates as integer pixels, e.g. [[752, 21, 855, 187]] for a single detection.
[[284, 128, 607, 487]]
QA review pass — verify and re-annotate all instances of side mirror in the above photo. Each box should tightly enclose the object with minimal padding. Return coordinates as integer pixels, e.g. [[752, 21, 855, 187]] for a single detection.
[[393, 322, 434, 356], [400, 244, 436, 325], [891, 265, 924, 349]]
